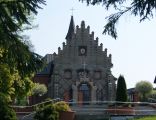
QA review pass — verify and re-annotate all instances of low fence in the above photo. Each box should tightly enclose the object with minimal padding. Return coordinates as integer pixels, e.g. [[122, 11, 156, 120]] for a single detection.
[[12, 101, 156, 120]]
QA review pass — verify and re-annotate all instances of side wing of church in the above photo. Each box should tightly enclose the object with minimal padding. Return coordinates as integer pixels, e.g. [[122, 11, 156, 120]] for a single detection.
[[47, 16, 116, 103]]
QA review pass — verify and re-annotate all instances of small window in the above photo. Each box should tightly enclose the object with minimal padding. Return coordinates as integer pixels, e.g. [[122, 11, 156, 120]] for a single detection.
[[64, 69, 72, 79], [94, 71, 101, 80]]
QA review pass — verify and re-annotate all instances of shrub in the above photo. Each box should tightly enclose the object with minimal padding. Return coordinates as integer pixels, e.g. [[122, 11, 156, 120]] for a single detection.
[[34, 101, 72, 120], [32, 83, 47, 96], [34, 104, 58, 120], [54, 101, 71, 112]]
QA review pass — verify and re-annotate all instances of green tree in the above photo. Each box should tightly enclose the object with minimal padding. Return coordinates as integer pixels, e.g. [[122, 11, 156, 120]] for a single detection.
[[0, 1, 46, 119], [79, 0, 156, 39], [0, 0, 45, 101], [148, 90, 156, 102], [0, 0, 45, 78], [116, 75, 128, 103], [135, 80, 153, 101], [0, 64, 15, 102]]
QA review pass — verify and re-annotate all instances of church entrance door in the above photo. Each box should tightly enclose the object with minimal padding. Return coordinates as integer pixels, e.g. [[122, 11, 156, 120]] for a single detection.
[[78, 83, 91, 105]]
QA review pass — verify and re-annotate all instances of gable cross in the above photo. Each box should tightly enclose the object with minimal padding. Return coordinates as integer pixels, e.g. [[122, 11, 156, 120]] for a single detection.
[[70, 8, 75, 16]]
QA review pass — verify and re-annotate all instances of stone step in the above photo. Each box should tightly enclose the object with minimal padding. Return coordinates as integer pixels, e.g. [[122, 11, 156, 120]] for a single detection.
[[75, 114, 110, 120], [72, 108, 106, 114], [71, 105, 108, 115]]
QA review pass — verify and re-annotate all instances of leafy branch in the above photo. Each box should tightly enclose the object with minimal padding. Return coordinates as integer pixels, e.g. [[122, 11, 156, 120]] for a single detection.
[[79, 0, 156, 39]]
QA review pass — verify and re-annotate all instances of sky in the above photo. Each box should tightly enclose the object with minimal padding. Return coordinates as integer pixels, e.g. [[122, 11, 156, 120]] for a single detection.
[[26, 0, 156, 89]]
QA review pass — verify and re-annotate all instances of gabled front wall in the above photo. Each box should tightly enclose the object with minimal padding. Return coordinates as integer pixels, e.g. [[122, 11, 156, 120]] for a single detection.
[[48, 20, 116, 103]]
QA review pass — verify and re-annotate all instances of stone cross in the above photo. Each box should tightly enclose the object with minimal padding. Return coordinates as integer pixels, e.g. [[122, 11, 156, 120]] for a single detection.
[[82, 60, 88, 81], [70, 8, 75, 16], [82, 61, 87, 73]]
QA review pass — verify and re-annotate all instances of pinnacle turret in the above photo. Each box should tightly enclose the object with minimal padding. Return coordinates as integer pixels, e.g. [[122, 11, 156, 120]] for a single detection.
[[65, 16, 75, 40]]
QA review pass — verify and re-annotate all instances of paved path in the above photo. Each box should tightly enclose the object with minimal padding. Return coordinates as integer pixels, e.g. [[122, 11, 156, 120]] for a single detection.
[[134, 105, 156, 115]]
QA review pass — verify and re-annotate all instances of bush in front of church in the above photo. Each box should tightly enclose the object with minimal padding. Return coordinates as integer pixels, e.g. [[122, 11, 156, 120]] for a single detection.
[[34, 101, 72, 120], [34, 103, 59, 120], [54, 101, 71, 112], [116, 75, 128, 104]]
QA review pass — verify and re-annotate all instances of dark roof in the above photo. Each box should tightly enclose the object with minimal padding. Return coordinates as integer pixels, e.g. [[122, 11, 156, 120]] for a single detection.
[[37, 61, 54, 76], [65, 16, 75, 40], [127, 88, 136, 94]]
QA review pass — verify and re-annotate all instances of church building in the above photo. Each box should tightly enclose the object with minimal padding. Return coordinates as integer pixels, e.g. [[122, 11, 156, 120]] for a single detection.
[[33, 16, 116, 104]]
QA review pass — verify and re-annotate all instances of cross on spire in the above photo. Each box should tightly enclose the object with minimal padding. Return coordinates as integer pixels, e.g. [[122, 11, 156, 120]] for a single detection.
[[70, 8, 75, 16]]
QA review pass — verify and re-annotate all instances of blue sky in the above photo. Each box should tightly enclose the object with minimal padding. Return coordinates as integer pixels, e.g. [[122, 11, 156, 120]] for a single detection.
[[26, 0, 156, 88]]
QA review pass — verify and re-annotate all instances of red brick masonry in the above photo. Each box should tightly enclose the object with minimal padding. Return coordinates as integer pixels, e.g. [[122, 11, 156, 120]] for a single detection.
[[107, 107, 135, 115]]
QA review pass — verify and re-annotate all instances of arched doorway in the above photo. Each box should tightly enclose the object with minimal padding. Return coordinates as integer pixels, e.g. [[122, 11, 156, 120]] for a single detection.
[[78, 83, 91, 104]]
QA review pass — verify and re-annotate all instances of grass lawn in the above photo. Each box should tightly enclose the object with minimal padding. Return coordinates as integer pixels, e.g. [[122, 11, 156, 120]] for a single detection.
[[133, 116, 156, 120]]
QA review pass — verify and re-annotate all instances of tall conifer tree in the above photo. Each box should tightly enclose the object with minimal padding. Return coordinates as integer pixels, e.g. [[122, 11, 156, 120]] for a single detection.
[[116, 75, 127, 102]]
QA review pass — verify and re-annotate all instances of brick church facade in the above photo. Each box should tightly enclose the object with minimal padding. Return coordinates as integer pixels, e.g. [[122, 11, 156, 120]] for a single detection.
[[32, 16, 116, 104]]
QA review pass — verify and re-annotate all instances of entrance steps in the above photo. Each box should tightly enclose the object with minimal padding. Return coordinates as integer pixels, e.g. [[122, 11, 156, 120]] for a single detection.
[[74, 114, 110, 120], [71, 105, 110, 120], [71, 104, 108, 115]]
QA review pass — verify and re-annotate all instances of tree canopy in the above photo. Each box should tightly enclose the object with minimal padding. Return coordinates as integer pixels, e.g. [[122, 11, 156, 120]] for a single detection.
[[135, 80, 153, 101], [0, 0, 46, 101], [79, 0, 156, 39], [0, 0, 45, 77]]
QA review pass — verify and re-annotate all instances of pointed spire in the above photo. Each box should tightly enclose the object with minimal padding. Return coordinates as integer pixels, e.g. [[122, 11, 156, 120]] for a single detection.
[[65, 16, 75, 40]]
